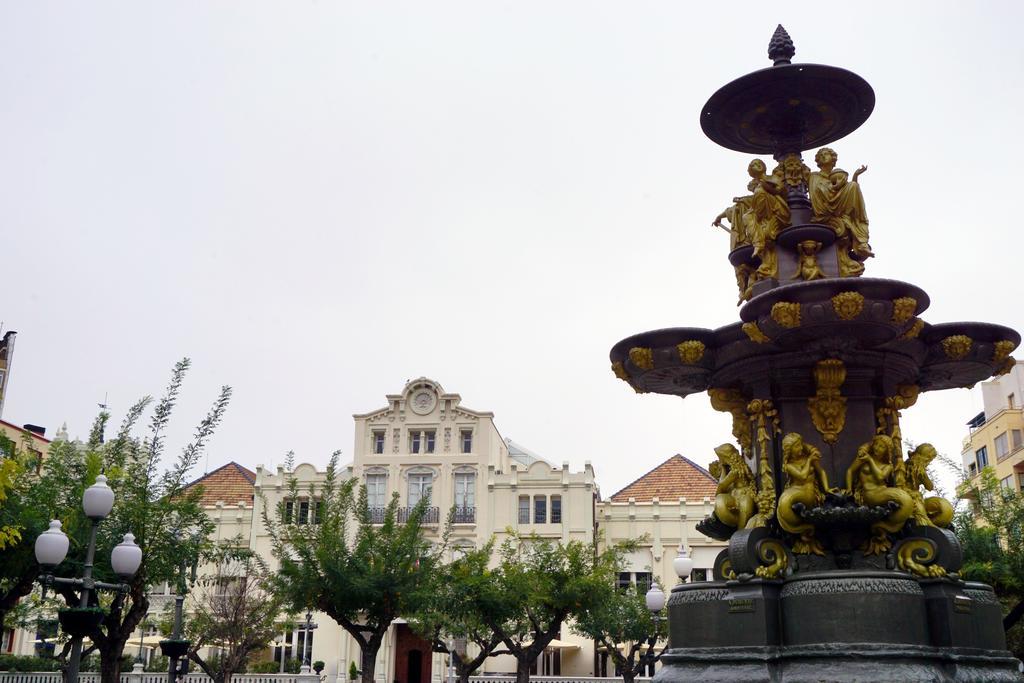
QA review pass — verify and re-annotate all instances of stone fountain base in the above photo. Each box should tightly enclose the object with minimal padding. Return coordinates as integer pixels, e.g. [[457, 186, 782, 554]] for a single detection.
[[657, 571, 1024, 682]]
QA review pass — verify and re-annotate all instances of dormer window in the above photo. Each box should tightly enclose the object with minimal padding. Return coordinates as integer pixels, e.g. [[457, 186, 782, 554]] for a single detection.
[[372, 430, 385, 454], [461, 429, 473, 454]]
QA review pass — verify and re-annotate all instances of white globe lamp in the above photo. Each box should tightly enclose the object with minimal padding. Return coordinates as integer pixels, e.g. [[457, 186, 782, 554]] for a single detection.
[[34, 520, 70, 568], [83, 474, 115, 520]]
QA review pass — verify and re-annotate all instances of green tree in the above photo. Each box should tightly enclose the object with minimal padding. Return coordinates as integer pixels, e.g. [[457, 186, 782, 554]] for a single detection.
[[571, 570, 665, 683], [409, 542, 508, 683], [265, 453, 444, 683], [179, 549, 287, 683], [956, 467, 1024, 656], [473, 533, 622, 683], [45, 359, 230, 683]]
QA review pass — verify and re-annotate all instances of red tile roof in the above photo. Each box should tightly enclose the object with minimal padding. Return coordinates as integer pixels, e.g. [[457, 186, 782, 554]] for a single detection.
[[609, 455, 718, 502], [184, 462, 255, 507]]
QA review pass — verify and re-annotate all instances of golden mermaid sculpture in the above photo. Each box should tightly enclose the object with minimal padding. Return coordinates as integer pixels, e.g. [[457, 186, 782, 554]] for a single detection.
[[713, 443, 757, 530], [845, 435, 915, 554], [777, 433, 833, 555], [904, 443, 955, 528]]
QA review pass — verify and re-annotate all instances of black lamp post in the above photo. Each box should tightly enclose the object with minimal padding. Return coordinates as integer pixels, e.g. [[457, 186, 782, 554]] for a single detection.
[[160, 537, 198, 683], [33, 475, 143, 683], [644, 583, 666, 676], [299, 610, 318, 674]]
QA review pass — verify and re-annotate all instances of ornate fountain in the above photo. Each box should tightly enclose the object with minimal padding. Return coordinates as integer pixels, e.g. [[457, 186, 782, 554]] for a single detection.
[[610, 26, 1024, 682]]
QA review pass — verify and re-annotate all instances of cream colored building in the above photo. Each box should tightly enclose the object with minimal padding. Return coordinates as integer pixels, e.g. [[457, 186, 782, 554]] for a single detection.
[[10, 377, 727, 678], [961, 364, 1024, 496]]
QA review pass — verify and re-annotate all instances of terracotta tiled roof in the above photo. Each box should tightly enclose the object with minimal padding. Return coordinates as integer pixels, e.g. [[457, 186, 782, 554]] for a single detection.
[[184, 462, 255, 507], [609, 455, 718, 502]]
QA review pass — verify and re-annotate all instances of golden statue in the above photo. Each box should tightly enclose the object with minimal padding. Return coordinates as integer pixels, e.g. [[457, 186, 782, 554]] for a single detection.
[[845, 435, 914, 555], [713, 443, 757, 530], [792, 240, 825, 280], [809, 147, 871, 277], [904, 444, 955, 528], [713, 189, 755, 304], [777, 433, 833, 555], [744, 159, 790, 282]]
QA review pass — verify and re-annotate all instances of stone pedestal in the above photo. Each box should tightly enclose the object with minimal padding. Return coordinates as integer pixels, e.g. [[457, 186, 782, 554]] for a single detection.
[[658, 574, 1024, 682]]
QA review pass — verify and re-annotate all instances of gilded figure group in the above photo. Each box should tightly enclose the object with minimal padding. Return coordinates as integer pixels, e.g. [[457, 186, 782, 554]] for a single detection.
[[710, 430, 954, 563], [712, 147, 872, 302]]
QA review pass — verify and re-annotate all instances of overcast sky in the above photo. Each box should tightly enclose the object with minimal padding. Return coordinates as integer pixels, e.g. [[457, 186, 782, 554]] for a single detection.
[[3, 2, 1022, 496]]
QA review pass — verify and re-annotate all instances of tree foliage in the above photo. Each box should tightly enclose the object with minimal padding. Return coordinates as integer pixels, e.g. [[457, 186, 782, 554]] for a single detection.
[[571, 562, 665, 683], [409, 542, 507, 683], [265, 453, 444, 683], [43, 359, 230, 683], [467, 533, 625, 683], [956, 467, 1024, 656], [180, 548, 287, 683]]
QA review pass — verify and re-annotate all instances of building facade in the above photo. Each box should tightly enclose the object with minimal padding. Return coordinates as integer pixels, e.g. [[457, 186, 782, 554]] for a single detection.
[[7, 377, 729, 679], [961, 364, 1024, 495]]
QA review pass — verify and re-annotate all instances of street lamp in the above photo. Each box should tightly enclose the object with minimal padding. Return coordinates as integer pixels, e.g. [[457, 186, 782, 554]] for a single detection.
[[34, 475, 142, 683], [673, 544, 694, 584], [643, 582, 666, 676], [160, 534, 199, 683], [299, 610, 318, 674]]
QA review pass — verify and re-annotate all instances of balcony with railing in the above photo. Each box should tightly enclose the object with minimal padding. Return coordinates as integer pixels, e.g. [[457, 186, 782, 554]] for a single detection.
[[453, 506, 476, 524], [397, 506, 440, 524]]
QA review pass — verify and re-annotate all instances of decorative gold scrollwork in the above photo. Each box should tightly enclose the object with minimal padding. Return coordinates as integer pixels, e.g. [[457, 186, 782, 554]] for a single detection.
[[808, 359, 847, 444], [941, 335, 973, 360], [742, 322, 771, 344], [995, 357, 1016, 376], [831, 291, 865, 320], [897, 539, 946, 578], [628, 347, 654, 370], [709, 388, 751, 453], [891, 297, 918, 324], [771, 301, 801, 328], [748, 399, 780, 526], [754, 538, 789, 579], [677, 340, 706, 364]]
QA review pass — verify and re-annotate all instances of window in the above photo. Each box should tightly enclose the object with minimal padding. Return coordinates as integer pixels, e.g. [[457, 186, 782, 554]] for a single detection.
[[461, 429, 473, 453], [1019, 473, 1024, 492], [968, 462, 978, 477], [550, 495, 562, 524], [691, 568, 709, 582], [1014, 430, 1023, 450], [408, 473, 433, 506], [635, 572, 652, 593], [534, 495, 547, 523], [314, 499, 324, 524], [1001, 476, 1013, 490], [373, 431, 385, 454], [425, 430, 436, 453], [616, 572, 631, 591], [995, 433, 1009, 459], [366, 474, 387, 509], [298, 500, 310, 524], [518, 496, 530, 524], [284, 501, 293, 523], [454, 472, 475, 509], [410, 432, 421, 454], [976, 446, 989, 469]]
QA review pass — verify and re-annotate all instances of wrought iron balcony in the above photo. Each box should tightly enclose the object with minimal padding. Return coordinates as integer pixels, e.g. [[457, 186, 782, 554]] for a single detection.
[[397, 505, 440, 524], [453, 506, 476, 524], [367, 507, 387, 524]]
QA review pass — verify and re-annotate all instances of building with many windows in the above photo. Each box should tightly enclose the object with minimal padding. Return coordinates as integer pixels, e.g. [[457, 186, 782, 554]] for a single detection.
[[961, 364, 1024, 495], [7, 377, 728, 680]]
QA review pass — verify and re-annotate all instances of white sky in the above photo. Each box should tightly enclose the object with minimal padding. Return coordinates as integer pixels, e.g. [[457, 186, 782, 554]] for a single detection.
[[3, 2, 1022, 496]]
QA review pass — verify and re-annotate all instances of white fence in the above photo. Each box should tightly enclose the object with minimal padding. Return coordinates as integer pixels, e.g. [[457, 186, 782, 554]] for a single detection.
[[0, 675, 302, 683], [0, 675, 649, 683]]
